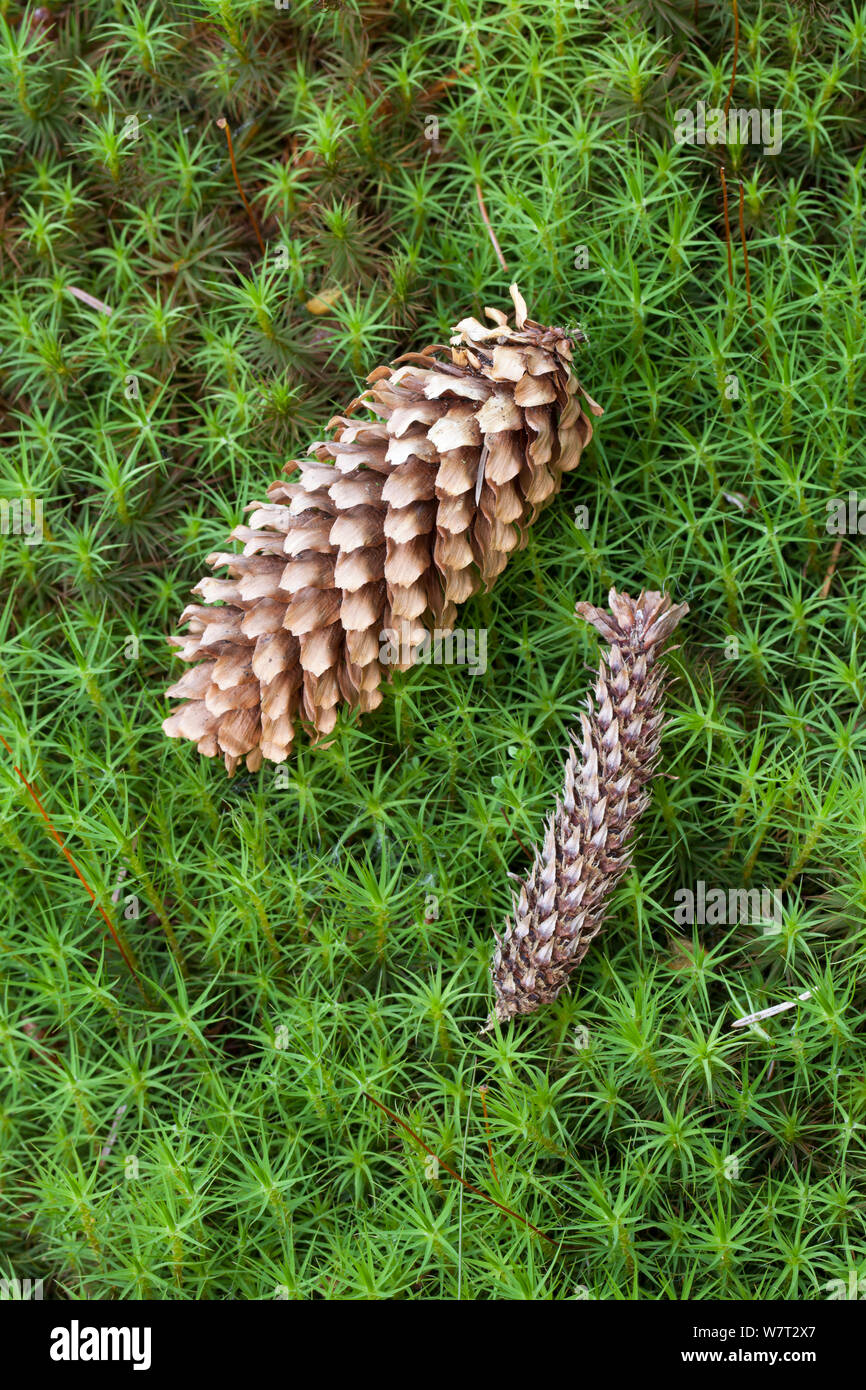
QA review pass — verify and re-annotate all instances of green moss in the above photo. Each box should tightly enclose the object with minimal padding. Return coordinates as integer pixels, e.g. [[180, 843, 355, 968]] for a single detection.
[[0, 0, 865, 1300]]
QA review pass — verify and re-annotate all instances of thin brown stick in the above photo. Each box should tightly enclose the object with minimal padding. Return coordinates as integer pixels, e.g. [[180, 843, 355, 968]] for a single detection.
[[475, 183, 509, 275], [719, 167, 734, 286], [479, 1085, 499, 1184], [500, 803, 532, 858], [724, 0, 739, 119], [737, 181, 752, 316], [0, 733, 142, 984], [820, 535, 844, 599], [364, 1092, 558, 1246], [216, 117, 265, 254]]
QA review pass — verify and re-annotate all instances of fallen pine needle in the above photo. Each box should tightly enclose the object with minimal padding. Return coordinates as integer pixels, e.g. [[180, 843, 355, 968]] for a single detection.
[[475, 183, 509, 275], [363, 1091, 559, 1247], [67, 285, 113, 315], [730, 991, 812, 1029], [0, 732, 143, 987], [820, 535, 844, 599], [719, 166, 734, 286]]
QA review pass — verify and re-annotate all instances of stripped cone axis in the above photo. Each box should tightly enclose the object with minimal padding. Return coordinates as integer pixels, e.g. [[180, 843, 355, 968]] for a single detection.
[[487, 589, 688, 1027]]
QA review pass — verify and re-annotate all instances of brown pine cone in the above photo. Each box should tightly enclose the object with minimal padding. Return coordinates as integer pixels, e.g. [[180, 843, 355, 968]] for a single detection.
[[163, 286, 602, 774], [487, 588, 688, 1027]]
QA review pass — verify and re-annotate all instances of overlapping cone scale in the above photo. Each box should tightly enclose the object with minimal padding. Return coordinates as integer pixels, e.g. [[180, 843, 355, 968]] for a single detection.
[[163, 285, 603, 774]]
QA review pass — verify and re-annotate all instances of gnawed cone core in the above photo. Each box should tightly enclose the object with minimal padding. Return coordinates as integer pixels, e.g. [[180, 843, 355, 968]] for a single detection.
[[486, 588, 687, 1027], [163, 285, 602, 774]]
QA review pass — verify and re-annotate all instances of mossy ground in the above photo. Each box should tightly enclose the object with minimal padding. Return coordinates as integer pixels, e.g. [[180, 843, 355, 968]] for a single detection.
[[1, 0, 865, 1299]]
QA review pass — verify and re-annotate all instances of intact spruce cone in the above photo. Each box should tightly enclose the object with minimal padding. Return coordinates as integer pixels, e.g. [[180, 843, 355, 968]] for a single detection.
[[163, 285, 602, 774], [487, 588, 687, 1027]]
